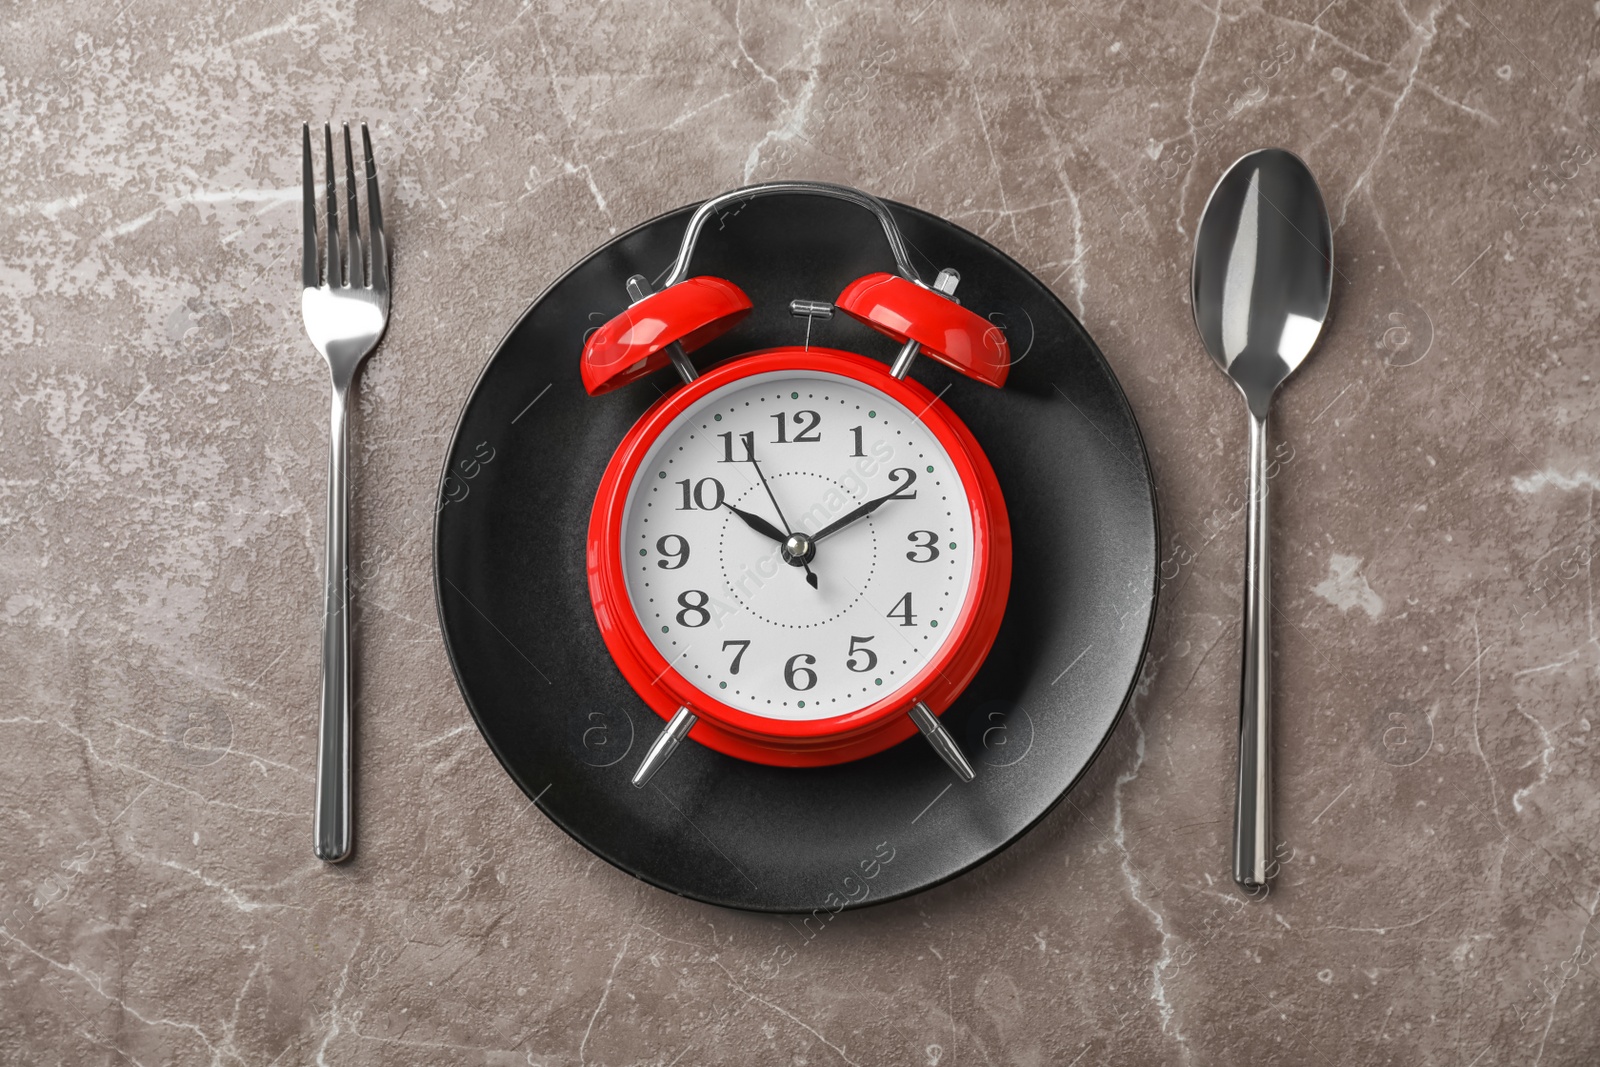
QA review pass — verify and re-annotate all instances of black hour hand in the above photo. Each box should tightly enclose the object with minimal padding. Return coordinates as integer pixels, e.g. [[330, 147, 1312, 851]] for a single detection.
[[722, 502, 788, 545]]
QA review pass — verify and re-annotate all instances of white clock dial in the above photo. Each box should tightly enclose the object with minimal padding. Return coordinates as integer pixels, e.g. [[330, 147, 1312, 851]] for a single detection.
[[620, 370, 976, 722]]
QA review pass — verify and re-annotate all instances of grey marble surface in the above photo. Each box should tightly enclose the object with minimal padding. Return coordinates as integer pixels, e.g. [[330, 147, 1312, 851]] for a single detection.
[[4, 0, 1600, 1063]]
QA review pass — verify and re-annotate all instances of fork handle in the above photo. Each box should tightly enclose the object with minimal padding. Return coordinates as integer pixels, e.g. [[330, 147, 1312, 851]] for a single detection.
[[316, 383, 353, 862]]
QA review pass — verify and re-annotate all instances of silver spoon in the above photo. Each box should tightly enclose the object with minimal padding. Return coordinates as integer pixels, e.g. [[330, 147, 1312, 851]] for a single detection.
[[1191, 148, 1332, 889]]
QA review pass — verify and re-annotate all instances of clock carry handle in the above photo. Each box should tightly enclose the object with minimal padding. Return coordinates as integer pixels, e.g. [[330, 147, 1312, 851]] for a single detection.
[[581, 182, 1010, 395], [659, 180, 923, 288]]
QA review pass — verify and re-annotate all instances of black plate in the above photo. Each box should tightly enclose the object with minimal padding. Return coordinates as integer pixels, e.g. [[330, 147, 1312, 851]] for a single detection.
[[434, 193, 1157, 913]]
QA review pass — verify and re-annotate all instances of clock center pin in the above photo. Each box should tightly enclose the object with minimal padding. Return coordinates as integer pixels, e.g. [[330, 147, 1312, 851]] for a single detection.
[[780, 532, 816, 567]]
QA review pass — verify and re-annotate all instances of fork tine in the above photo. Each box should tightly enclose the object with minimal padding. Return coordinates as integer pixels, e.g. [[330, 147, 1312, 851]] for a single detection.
[[301, 123, 319, 288], [324, 123, 341, 288], [342, 123, 364, 290], [361, 124, 388, 294]]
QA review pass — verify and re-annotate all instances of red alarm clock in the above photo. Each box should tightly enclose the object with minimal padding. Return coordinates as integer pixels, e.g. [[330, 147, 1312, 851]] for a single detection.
[[581, 182, 1011, 787]]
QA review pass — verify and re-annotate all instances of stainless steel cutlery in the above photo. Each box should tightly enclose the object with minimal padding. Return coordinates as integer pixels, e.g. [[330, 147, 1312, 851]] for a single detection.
[[300, 122, 390, 863], [1191, 148, 1332, 888]]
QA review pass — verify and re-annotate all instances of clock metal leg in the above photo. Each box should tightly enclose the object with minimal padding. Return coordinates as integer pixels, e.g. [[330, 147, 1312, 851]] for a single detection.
[[632, 706, 697, 788], [908, 701, 975, 782]]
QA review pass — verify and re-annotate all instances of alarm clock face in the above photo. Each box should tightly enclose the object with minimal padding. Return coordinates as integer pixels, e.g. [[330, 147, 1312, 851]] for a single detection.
[[618, 369, 976, 721]]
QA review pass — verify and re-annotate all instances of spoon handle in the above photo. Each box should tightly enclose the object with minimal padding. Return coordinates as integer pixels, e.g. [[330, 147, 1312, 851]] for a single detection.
[[1234, 410, 1273, 888]]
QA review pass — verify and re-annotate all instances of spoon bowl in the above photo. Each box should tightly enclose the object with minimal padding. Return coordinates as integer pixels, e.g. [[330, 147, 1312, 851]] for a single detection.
[[1193, 149, 1332, 416], [1191, 148, 1331, 888]]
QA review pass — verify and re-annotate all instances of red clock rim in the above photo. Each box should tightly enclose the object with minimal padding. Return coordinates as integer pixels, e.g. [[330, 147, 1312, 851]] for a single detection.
[[587, 348, 1009, 757]]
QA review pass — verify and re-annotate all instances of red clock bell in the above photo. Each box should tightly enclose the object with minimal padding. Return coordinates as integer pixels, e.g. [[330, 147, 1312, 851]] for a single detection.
[[581, 182, 1012, 786]]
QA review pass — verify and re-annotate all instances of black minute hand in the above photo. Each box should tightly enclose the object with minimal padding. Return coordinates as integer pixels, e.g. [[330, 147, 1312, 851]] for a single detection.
[[811, 467, 918, 542], [748, 455, 794, 536]]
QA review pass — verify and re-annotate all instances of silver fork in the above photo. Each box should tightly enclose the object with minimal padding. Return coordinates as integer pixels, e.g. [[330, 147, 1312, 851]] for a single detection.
[[301, 121, 390, 862]]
